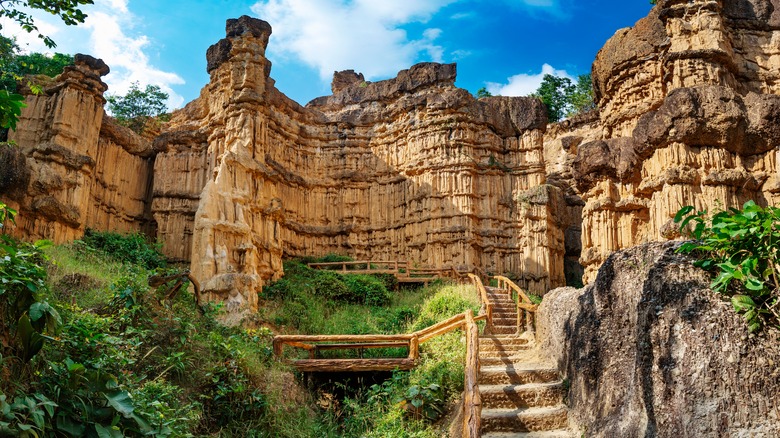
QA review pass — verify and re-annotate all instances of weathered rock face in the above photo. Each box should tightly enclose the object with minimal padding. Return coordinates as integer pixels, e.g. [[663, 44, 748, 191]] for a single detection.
[[151, 16, 561, 311], [567, 0, 780, 282], [537, 242, 780, 437], [3, 55, 156, 242]]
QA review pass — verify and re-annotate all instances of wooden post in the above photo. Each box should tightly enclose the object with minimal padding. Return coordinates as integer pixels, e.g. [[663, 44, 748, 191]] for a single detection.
[[273, 338, 283, 358], [463, 309, 481, 437], [408, 335, 419, 361]]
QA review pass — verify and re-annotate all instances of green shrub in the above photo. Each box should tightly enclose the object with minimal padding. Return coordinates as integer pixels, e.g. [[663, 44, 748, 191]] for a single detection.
[[313, 271, 353, 301], [81, 229, 166, 269], [675, 200, 780, 332], [372, 273, 398, 291], [343, 275, 391, 306]]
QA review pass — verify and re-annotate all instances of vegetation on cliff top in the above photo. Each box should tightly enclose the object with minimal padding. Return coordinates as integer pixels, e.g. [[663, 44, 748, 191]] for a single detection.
[[676, 200, 780, 332]]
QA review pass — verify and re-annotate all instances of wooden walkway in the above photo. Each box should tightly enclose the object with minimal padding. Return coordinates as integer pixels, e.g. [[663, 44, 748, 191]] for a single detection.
[[272, 274, 543, 437], [306, 260, 465, 284]]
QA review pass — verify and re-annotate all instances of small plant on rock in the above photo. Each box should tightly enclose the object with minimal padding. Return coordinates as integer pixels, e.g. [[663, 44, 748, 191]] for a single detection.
[[675, 200, 780, 332]]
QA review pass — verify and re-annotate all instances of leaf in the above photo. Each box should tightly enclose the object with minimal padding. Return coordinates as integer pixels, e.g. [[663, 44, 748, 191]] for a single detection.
[[674, 206, 695, 223], [411, 398, 423, 408], [16, 314, 45, 363], [104, 390, 134, 417], [731, 295, 756, 312]]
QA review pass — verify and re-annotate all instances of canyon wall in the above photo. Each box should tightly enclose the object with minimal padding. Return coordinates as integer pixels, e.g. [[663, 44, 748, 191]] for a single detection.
[[536, 242, 780, 437], [2, 55, 156, 243], [3, 0, 780, 311], [156, 17, 563, 311], [568, 0, 780, 281], [2, 17, 566, 312]]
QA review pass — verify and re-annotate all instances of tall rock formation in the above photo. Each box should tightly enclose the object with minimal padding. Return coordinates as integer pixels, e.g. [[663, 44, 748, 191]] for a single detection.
[[4, 0, 780, 312], [150, 16, 563, 311], [566, 0, 780, 281], [3, 55, 156, 243]]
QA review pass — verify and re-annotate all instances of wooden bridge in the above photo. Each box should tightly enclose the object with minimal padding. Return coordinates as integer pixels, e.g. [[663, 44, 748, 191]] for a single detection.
[[272, 274, 547, 437], [306, 260, 466, 285]]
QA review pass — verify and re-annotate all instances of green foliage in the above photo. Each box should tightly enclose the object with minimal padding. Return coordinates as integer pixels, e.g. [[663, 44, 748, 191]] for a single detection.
[[0, 89, 26, 130], [342, 275, 392, 306], [675, 201, 780, 332], [567, 73, 596, 117], [0, 0, 94, 49], [0, 204, 59, 368], [0, 392, 57, 437], [533, 74, 574, 122], [532, 73, 596, 122], [81, 229, 167, 270], [475, 87, 492, 98], [106, 82, 169, 134]]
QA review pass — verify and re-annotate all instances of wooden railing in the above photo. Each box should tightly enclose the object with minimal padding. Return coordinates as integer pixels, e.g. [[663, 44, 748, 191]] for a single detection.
[[467, 273, 493, 333], [273, 276, 489, 437], [493, 275, 538, 336], [463, 309, 481, 437]]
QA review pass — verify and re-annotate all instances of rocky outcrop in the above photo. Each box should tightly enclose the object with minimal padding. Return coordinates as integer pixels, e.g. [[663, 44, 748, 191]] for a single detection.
[[537, 242, 780, 437], [5, 0, 780, 311], [566, 0, 780, 282], [3, 55, 156, 242], [152, 16, 561, 311]]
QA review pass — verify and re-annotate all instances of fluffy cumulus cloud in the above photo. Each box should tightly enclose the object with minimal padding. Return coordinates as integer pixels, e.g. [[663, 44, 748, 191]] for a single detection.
[[251, 0, 455, 81], [1, 0, 185, 109], [83, 10, 185, 108], [486, 63, 573, 96]]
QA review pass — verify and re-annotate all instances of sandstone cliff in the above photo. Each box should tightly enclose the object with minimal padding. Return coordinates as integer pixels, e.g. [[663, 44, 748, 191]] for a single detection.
[[536, 242, 780, 437], [563, 0, 780, 282], [157, 16, 563, 311], [1, 17, 568, 312], [4, 0, 780, 312], [3, 55, 156, 243]]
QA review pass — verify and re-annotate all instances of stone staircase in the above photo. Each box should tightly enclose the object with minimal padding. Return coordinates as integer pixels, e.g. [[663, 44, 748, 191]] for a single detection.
[[479, 287, 573, 438]]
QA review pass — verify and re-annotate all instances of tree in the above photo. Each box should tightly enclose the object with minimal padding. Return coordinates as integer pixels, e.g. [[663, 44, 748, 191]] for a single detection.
[[566, 73, 596, 118], [1, 36, 74, 91], [476, 87, 493, 98], [0, 0, 91, 136], [0, 0, 94, 49], [106, 82, 169, 134], [532, 74, 575, 122]]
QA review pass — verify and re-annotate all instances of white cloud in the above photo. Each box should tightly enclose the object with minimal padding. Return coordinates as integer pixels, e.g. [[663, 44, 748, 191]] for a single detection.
[[1, 2, 184, 109], [250, 0, 455, 81], [84, 11, 185, 108], [486, 63, 573, 96]]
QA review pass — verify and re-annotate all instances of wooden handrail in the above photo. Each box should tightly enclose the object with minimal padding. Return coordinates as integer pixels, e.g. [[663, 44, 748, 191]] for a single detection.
[[463, 309, 481, 437], [493, 275, 538, 337], [467, 273, 493, 332]]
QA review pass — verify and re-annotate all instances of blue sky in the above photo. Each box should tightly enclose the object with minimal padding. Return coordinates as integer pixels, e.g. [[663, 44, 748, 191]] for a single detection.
[[2, 0, 654, 108]]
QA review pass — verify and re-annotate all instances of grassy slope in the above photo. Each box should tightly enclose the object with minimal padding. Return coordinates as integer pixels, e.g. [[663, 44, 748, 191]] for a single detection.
[[0, 234, 482, 437]]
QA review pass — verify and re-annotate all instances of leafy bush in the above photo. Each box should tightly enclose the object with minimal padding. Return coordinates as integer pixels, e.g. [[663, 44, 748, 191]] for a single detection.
[[675, 200, 780, 332], [81, 229, 166, 269], [313, 271, 353, 301], [343, 275, 391, 306], [106, 82, 169, 134]]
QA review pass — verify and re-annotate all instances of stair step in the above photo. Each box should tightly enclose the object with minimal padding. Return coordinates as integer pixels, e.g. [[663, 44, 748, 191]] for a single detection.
[[481, 406, 569, 433], [480, 365, 560, 385], [480, 347, 530, 359], [480, 342, 530, 354], [479, 382, 565, 409], [493, 317, 518, 325], [481, 354, 538, 367], [491, 325, 519, 335], [481, 430, 575, 438]]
